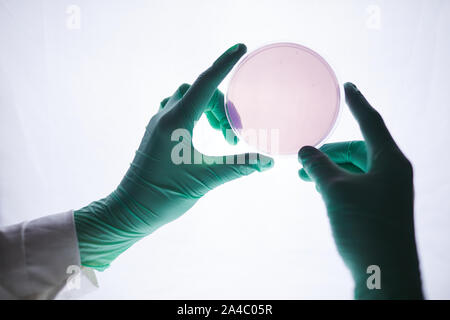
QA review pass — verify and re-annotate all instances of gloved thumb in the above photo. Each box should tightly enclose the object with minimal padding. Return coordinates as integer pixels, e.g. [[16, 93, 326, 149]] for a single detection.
[[206, 153, 274, 184], [298, 146, 343, 187]]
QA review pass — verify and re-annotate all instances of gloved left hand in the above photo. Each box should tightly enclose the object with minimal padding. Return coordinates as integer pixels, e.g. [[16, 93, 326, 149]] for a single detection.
[[297, 83, 422, 299], [74, 44, 274, 270]]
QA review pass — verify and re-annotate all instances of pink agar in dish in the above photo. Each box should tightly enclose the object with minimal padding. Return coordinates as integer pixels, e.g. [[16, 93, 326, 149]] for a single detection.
[[226, 43, 340, 155]]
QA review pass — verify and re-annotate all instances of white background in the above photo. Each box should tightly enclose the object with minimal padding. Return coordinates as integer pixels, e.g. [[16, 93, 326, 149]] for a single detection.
[[1, 0, 449, 299]]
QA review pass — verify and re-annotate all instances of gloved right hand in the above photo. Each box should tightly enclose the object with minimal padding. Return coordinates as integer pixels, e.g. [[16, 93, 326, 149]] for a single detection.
[[74, 44, 274, 271], [298, 83, 423, 299]]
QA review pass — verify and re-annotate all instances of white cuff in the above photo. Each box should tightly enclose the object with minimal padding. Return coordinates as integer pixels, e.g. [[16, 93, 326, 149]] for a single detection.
[[0, 211, 98, 299]]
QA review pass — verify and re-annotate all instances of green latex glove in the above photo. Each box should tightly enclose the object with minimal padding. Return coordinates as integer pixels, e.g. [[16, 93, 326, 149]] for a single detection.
[[160, 83, 238, 145], [298, 83, 423, 299], [74, 44, 274, 271]]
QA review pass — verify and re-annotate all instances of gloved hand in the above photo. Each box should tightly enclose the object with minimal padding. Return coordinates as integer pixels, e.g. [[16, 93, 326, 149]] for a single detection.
[[74, 44, 274, 271], [298, 83, 423, 299]]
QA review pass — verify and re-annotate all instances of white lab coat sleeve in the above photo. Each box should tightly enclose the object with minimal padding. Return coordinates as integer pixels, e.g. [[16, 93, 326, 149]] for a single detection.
[[0, 210, 98, 299]]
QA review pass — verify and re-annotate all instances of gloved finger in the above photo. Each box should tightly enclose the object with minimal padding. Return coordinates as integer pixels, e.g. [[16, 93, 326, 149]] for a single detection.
[[173, 43, 247, 126], [298, 146, 344, 187], [161, 83, 191, 111], [159, 97, 171, 111], [299, 162, 364, 182], [298, 169, 323, 193], [319, 141, 368, 172], [160, 85, 226, 130], [205, 111, 220, 129], [162, 83, 238, 145], [205, 89, 238, 145], [206, 110, 238, 145], [204, 153, 274, 184], [338, 162, 365, 174], [221, 121, 238, 145], [205, 90, 225, 122], [299, 168, 310, 181], [344, 83, 397, 155]]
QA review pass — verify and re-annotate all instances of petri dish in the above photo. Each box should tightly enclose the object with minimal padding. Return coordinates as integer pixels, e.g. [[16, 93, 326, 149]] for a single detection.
[[225, 42, 340, 155]]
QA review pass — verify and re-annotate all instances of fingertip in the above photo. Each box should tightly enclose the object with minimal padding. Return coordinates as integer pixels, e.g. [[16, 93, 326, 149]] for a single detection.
[[215, 43, 247, 68], [298, 169, 311, 181], [229, 134, 239, 145], [229, 43, 247, 65], [222, 127, 239, 145], [232, 43, 247, 63], [159, 97, 170, 110], [344, 82, 362, 103], [240, 43, 247, 54], [257, 154, 274, 172], [297, 168, 306, 180], [179, 83, 191, 93], [344, 82, 357, 91], [235, 43, 247, 54], [220, 123, 239, 145], [206, 111, 221, 129], [298, 146, 318, 162]]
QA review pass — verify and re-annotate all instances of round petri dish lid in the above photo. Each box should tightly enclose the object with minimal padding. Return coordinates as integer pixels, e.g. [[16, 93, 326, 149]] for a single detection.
[[226, 42, 340, 156]]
